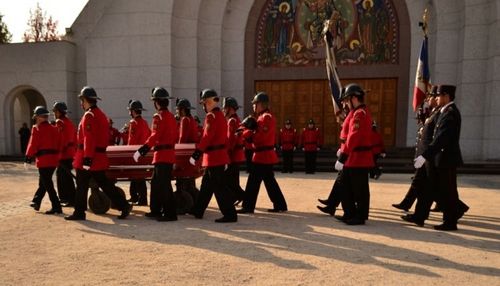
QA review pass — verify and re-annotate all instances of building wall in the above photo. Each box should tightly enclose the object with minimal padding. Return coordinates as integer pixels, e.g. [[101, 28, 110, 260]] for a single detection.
[[0, 0, 498, 160]]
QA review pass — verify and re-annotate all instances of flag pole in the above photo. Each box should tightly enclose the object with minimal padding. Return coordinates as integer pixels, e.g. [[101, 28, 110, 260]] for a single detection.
[[322, 20, 344, 123]]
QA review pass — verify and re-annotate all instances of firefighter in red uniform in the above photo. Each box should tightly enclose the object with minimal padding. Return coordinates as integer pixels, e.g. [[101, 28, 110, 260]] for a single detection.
[[237, 92, 288, 214], [108, 119, 120, 145], [334, 83, 374, 225], [301, 119, 322, 174], [26, 106, 62, 214], [223, 97, 246, 205], [53, 101, 77, 207], [279, 119, 297, 173], [175, 98, 200, 212], [134, 87, 178, 221], [65, 87, 131, 221], [127, 100, 151, 205], [189, 89, 237, 223]]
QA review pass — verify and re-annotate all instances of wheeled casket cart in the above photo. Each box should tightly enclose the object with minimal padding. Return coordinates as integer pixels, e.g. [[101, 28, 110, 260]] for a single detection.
[[88, 144, 204, 214]]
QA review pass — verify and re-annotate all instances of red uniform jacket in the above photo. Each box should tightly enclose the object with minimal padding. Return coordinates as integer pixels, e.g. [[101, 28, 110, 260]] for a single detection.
[[178, 116, 199, 144], [242, 110, 278, 164], [197, 108, 229, 167], [108, 127, 120, 146], [128, 116, 151, 145], [227, 114, 245, 163], [144, 109, 178, 164], [55, 116, 77, 161], [120, 131, 128, 145], [343, 105, 375, 168], [73, 106, 110, 171], [279, 127, 297, 151], [26, 121, 60, 168], [301, 127, 322, 152], [371, 129, 385, 157], [339, 111, 353, 153]]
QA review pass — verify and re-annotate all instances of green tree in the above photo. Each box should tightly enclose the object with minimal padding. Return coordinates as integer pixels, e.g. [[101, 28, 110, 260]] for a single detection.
[[22, 3, 61, 42], [0, 13, 12, 44]]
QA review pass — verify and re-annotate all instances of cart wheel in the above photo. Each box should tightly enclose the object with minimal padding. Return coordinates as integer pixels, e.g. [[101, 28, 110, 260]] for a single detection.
[[89, 188, 111, 214], [175, 190, 194, 215], [111, 186, 126, 210]]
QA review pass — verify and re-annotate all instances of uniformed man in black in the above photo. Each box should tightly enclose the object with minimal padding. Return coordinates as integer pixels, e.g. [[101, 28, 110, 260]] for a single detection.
[[412, 84, 468, 231]]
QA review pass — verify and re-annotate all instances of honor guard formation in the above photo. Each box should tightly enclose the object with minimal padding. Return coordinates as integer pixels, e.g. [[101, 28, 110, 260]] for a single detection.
[[24, 83, 468, 230]]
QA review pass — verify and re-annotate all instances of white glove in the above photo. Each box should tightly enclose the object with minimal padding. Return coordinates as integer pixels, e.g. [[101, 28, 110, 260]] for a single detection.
[[133, 151, 140, 162], [293, 147, 296, 151], [189, 157, 196, 166], [23, 162, 29, 170], [224, 164, 228, 171], [334, 161, 344, 171], [83, 165, 91, 170], [336, 149, 341, 157], [414, 155, 426, 169], [317, 147, 320, 151], [380, 153, 387, 158]]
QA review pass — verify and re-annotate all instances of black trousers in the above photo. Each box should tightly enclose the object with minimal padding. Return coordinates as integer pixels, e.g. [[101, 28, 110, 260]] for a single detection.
[[281, 150, 294, 173], [56, 159, 76, 204], [74, 169, 128, 215], [304, 151, 317, 174], [192, 166, 237, 218], [129, 179, 148, 204], [435, 167, 461, 225], [242, 163, 287, 212], [325, 170, 345, 209], [341, 168, 370, 220], [225, 163, 245, 202], [150, 164, 176, 218], [245, 150, 254, 173], [399, 167, 427, 209], [32, 167, 61, 210]]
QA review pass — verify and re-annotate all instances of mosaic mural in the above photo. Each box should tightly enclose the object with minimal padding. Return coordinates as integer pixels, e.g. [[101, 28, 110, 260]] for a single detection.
[[256, 0, 399, 68]]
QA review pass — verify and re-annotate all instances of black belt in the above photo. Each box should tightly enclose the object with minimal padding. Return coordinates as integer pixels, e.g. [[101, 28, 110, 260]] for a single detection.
[[353, 146, 372, 152], [77, 144, 106, 153], [67, 142, 75, 147], [234, 144, 244, 150], [37, 149, 58, 156], [254, 146, 274, 152], [206, 144, 226, 151], [154, 144, 174, 151]]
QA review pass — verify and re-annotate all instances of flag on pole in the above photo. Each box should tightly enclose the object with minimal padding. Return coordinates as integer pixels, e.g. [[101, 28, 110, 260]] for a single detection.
[[412, 36, 430, 112], [323, 26, 343, 118]]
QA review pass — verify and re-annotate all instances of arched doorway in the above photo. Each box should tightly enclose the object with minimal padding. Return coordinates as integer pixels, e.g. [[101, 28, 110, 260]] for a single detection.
[[245, 0, 410, 148], [3, 86, 46, 155]]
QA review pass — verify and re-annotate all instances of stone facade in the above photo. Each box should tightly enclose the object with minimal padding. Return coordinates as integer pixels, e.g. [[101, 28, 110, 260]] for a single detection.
[[0, 0, 498, 160]]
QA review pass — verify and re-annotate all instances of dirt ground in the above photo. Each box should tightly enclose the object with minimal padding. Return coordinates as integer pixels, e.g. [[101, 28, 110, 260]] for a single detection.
[[0, 162, 499, 285]]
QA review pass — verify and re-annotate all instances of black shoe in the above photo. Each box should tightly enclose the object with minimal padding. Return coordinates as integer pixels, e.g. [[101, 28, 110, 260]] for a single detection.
[[145, 212, 161, 218], [317, 199, 329, 205], [215, 216, 237, 223], [317, 205, 335, 216], [117, 204, 132, 219], [127, 198, 138, 203], [434, 223, 457, 231], [157, 215, 178, 222], [334, 215, 348, 222], [430, 206, 442, 212], [457, 205, 470, 220], [137, 201, 148, 206], [61, 202, 74, 208], [267, 208, 287, 213], [30, 202, 40, 211], [64, 213, 86, 221], [344, 218, 365, 225], [400, 214, 424, 227], [392, 203, 409, 212], [233, 199, 243, 207], [236, 208, 254, 214], [45, 208, 63, 215]]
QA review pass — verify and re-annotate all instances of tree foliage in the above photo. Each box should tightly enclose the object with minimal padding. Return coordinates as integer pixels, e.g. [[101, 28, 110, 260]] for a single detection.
[[22, 3, 61, 42], [0, 13, 12, 44]]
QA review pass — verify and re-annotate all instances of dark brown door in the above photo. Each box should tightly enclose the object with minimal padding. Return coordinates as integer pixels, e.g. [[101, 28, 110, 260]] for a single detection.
[[255, 78, 397, 147]]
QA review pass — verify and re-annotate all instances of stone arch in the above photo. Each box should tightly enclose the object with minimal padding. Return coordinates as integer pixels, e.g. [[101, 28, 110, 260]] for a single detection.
[[2, 86, 47, 155]]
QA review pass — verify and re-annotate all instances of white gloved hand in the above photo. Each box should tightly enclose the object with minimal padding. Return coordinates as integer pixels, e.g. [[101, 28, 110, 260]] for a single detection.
[[133, 151, 141, 162], [334, 160, 344, 171], [380, 153, 387, 158], [317, 147, 321, 151], [336, 149, 341, 157], [23, 162, 29, 170], [189, 157, 196, 166], [83, 165, 91, 170], [413, 155, 426, 169], [224, 164, 228, 171]]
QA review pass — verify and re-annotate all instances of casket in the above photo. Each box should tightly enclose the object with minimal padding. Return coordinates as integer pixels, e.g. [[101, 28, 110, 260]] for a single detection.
[[105, 144, 204, 181]]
